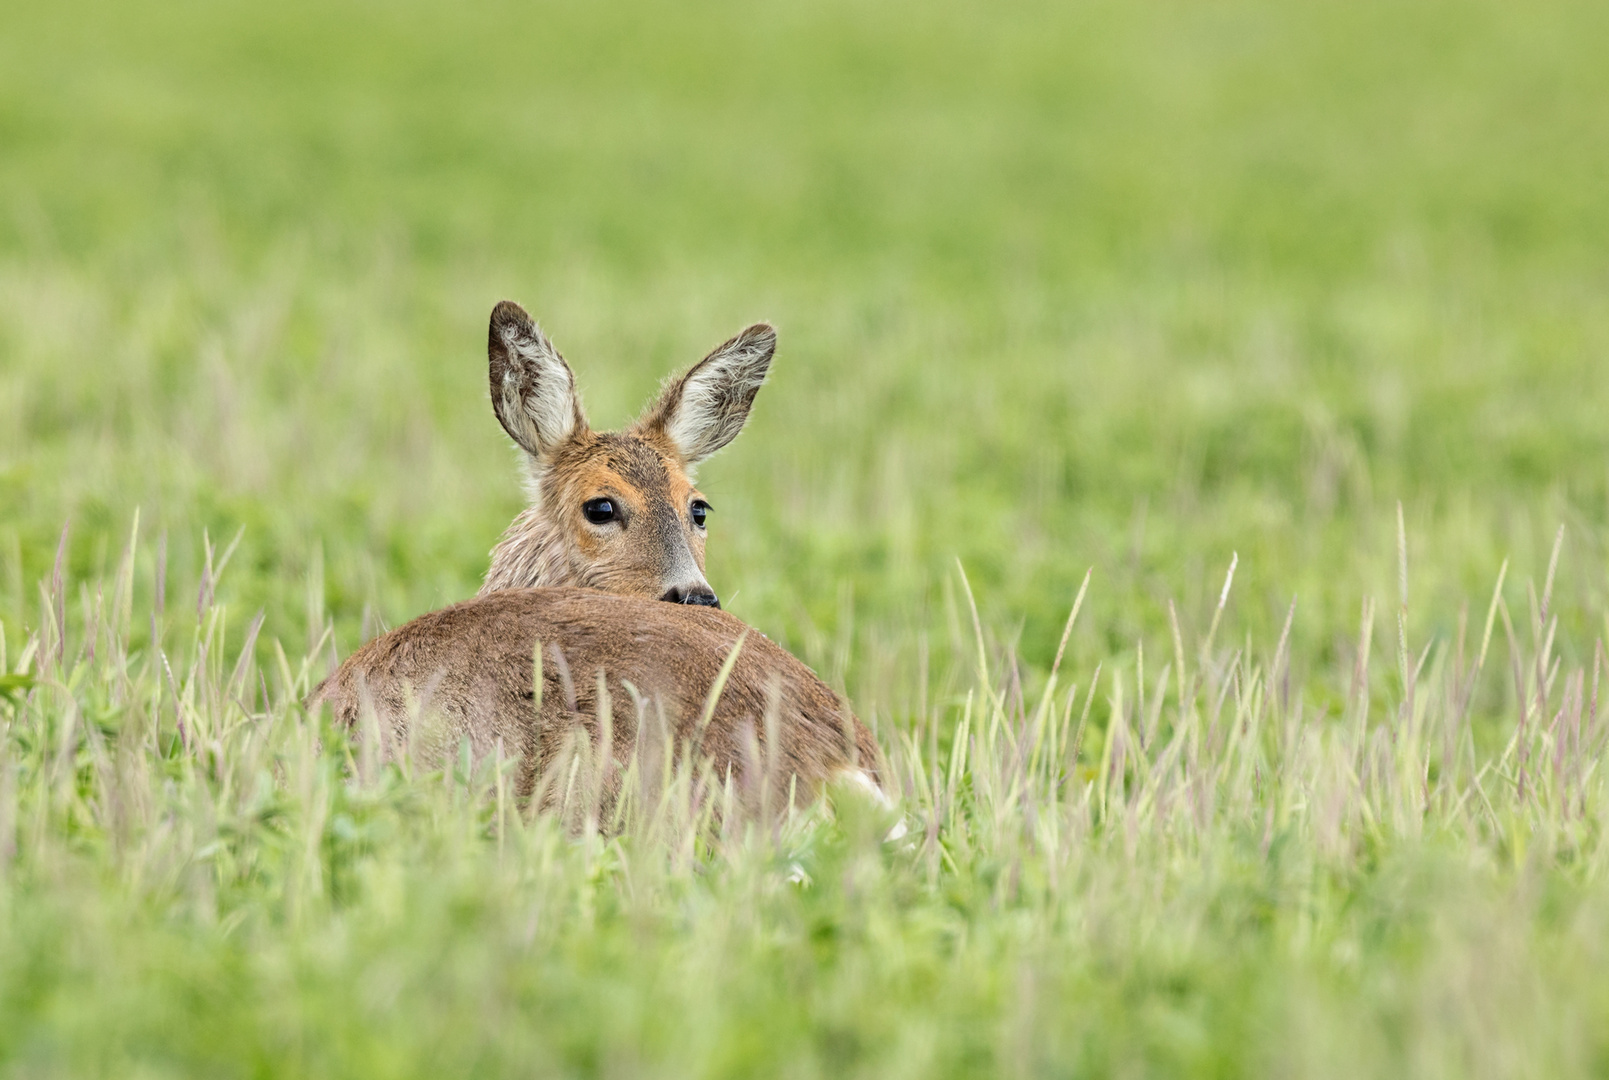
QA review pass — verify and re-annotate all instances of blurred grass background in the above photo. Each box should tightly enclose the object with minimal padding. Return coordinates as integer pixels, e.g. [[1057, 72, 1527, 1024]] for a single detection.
[[4, 0, 1609, 1074], [6, 0, 1607, 687]]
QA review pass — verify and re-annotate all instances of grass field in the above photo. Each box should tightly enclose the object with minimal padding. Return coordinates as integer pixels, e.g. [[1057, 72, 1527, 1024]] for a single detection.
[[4, 0, 1609, 1074]]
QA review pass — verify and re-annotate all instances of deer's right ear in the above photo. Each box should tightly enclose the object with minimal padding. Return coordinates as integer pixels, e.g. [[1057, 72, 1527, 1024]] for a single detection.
[[488, 300, 586, 459]]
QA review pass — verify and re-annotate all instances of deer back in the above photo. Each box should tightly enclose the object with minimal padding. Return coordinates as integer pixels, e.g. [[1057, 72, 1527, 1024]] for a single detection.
[[310, 587, 883, 811]]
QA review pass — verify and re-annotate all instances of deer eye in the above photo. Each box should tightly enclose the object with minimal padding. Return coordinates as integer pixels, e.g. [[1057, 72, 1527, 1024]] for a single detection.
[[690, 500, 710, 528], [582, 498, 616, 525]]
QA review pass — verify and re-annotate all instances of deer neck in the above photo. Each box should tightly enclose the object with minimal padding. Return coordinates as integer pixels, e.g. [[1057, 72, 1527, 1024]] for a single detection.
[[481, 506, 573, 594]]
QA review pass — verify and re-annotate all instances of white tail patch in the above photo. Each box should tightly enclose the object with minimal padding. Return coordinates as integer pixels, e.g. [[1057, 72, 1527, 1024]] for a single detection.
[[833, 766, 910, 842], [836, 766, 892, 805], [786, 769, 902, 885]]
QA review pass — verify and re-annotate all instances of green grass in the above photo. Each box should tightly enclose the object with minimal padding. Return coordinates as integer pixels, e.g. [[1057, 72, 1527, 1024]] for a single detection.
[[4, 0, 1609, 1074]]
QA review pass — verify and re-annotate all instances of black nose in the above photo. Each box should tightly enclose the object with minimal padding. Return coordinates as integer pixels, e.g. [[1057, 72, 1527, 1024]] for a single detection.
[[661, 585, 720, 608]]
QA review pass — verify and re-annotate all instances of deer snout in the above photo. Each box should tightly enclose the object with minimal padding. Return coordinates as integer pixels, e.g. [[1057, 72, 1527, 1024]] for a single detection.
[[661, 584, 720, 608]]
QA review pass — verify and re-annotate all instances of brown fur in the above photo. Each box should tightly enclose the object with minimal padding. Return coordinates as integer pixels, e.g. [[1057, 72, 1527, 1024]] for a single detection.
[[309, 588, 883, 814]]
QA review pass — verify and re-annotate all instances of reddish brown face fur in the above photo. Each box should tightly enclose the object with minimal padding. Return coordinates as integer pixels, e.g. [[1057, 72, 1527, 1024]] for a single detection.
[[540, 429, 713, 603], [479, 301, 775, 605]]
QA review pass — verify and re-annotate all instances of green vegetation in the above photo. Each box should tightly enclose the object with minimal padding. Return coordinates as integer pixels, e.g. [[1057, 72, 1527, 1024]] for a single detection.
[[3, 0, 1609, 1073]]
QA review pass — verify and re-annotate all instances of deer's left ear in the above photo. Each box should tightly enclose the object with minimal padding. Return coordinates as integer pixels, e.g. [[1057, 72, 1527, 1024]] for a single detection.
[[637, 323, 775, 465]]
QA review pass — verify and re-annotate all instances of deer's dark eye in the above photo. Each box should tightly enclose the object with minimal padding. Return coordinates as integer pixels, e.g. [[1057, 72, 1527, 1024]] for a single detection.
[[690, 500, 710, 528], [583, 498, 616, 525]]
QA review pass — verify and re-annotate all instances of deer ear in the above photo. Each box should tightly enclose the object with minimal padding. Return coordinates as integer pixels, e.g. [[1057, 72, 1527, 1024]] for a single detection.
[[639, 323, 775, 465], [488, 301, 587, 459]]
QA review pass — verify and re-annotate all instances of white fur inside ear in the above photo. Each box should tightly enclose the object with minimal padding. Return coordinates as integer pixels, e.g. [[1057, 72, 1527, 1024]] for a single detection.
[[664, 325, 774, 464], [496, 321, 578, 457]]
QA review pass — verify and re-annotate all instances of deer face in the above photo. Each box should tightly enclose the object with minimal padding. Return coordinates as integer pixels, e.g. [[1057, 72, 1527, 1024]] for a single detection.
[[541, 429, 716, 604], [480, 301, 775, 607]]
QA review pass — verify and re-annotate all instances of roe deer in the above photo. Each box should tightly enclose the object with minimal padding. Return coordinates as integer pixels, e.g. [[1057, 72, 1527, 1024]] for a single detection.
[[310, 303, 887, 815], [481, 300, 776, 606], [310, 587, 886, 814]]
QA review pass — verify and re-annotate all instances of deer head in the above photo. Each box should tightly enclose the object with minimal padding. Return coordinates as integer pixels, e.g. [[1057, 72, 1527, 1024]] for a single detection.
[[480, 300, 775, 607]]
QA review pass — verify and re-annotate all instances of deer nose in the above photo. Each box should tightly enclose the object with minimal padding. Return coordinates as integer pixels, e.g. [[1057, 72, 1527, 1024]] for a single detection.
[[661, 585, 721, 609]]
